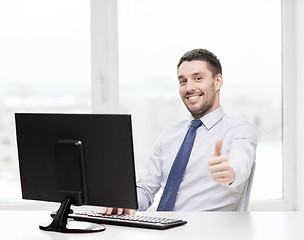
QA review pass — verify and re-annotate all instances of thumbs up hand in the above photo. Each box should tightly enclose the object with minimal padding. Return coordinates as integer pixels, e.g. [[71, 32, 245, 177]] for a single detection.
[[208, 139, 235, 186]]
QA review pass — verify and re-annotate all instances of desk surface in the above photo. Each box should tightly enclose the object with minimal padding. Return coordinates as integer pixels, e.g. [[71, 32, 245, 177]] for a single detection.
[[0, 210, 303, 240]]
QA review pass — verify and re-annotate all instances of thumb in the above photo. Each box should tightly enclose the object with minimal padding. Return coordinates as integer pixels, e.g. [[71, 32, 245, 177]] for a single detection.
[[213, 139, 222, 156]]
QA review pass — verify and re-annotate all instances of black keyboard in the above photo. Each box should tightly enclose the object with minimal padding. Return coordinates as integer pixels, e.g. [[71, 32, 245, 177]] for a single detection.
[[68, 211, 187, 230]]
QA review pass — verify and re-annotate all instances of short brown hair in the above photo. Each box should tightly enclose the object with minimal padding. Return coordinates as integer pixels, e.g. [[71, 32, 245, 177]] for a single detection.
[[177, 49, 222, 77]]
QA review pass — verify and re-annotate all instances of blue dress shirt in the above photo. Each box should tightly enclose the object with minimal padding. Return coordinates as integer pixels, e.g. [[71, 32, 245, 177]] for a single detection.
[[136, 106, 257, 211]]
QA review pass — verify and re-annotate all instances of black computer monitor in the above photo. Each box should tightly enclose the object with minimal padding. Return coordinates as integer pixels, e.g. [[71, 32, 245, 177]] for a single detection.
[[15, 113, 138, 233]]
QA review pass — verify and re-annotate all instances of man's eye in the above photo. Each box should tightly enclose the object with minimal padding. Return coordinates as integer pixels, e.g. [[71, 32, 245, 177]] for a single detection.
[[180, 79, 187, 84], [196, 77, 202, 81]]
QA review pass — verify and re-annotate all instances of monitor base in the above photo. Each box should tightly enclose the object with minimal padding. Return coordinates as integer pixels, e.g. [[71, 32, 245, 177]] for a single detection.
[[40, 197, 106, 233]]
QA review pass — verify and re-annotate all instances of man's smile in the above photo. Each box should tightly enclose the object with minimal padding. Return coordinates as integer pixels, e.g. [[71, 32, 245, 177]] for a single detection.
[[188, 96, 199, 100], [186, 93, 203, 103]]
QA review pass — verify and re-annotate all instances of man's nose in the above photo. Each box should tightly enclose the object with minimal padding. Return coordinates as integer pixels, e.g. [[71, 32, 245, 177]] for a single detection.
[[186, 80, 196, 92]]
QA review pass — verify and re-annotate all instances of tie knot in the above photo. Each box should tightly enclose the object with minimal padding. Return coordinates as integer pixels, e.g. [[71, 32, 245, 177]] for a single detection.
[[191, 119, 202, 129]]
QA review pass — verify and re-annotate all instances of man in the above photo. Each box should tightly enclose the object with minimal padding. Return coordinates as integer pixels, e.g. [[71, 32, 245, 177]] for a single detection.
[[102, 49, 257, 215]]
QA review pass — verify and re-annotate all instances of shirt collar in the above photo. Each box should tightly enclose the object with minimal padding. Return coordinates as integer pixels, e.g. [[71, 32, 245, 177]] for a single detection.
[[190, 106, 225, 130]]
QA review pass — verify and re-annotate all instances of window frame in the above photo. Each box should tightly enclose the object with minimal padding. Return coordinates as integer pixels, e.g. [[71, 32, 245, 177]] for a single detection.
[[90, 0, 119, 114]]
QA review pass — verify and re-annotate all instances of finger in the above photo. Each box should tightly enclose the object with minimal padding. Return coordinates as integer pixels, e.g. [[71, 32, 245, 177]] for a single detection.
[[126, 209, 136, 215], [210, 170, 230, 178], [117, 208, 124, 215], [213, 177, 232, 186], [209, 159, 229, 171], [209, 166, 235, 186], [100, 207, 107, 215], [208, 155, 227, 166], [213, 139, 222, 157], [106, 207, 113, 215]]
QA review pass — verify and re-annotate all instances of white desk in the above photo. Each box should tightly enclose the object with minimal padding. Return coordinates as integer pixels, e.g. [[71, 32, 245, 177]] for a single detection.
[[0, 210, 303, 240]]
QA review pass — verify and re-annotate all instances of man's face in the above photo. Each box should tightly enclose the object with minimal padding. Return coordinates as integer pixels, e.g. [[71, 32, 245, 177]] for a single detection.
[[178, 60, 222, 119]]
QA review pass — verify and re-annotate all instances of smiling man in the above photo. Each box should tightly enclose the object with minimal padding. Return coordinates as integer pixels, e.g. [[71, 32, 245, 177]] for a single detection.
[[102, 49, 257, 214], [178, 59, 222, 118]]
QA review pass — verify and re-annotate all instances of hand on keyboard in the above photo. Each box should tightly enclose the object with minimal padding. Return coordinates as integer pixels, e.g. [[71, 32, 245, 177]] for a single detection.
[[100, 207, 136, 216]]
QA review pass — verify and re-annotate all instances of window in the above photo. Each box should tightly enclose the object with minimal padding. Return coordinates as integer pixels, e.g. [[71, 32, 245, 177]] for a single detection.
[[0, 0, 90, 203], [1, 0, 291, 209], [117, 0, 282, 203]]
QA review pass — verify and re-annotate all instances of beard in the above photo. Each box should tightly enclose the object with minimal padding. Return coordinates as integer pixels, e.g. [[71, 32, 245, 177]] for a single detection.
[[183, 90, 217, 118]]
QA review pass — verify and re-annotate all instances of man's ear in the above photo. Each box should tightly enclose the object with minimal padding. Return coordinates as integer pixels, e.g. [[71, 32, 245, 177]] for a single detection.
[[215, 74, 223, 91]]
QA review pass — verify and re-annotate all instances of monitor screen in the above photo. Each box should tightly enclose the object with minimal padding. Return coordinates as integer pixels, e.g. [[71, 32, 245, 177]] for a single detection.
[[15, 113, 138, 233]]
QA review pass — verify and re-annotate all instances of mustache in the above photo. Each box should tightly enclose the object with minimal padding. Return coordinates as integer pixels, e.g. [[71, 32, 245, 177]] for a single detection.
[[185, 91, 203, 96]]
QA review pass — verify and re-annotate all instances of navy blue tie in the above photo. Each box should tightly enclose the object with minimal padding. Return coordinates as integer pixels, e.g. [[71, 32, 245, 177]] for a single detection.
[[157, 119, 202, 211]]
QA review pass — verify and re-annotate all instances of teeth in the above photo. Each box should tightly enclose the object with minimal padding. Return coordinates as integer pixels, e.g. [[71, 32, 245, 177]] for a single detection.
[[188, 96, 199, 100]]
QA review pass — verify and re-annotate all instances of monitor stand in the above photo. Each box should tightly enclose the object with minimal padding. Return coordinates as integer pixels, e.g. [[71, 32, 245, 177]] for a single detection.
[[39, 197, 106, 233]]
